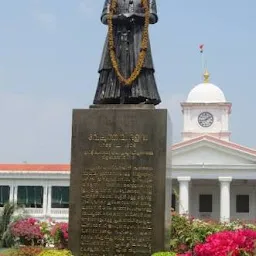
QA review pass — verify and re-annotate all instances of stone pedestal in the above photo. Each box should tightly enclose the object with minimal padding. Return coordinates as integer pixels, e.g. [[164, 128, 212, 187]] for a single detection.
[[68, 105, 172, 256]]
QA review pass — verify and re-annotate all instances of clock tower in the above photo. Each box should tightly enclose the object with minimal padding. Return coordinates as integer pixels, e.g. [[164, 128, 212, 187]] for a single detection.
[[181, 70, 232, 141]]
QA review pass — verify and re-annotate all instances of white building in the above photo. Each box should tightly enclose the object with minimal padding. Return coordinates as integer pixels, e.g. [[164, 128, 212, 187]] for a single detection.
[[0, 70, 254, 223], [172, 70, 256, 222], [0, 164, 70, 222]]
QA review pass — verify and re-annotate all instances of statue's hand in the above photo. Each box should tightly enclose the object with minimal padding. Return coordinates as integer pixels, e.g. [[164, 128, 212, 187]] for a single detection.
[[123, 13, 130, 18], [130, 13, 145, 22], [118, 13, 127, 20], [128, 13, 135, 23]]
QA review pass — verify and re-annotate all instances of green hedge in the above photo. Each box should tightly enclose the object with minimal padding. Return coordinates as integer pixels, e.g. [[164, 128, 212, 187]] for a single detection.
[[38, 250, 72, 256]]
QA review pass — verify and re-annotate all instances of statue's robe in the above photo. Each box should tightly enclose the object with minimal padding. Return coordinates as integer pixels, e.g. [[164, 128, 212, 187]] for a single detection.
[[93, 0, 161, 105]]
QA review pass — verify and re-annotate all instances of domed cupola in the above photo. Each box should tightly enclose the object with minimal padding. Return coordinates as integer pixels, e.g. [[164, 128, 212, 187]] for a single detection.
[[181, 70, 232, 142], [187, 70, 226, 103]]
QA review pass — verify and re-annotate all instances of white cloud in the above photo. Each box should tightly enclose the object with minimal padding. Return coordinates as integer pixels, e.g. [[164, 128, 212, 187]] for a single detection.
[[33, 12, 57, 31]]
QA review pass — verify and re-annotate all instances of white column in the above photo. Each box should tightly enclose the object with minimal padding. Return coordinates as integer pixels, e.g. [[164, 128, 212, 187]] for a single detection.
[[9, 184, 14, 203], [13, 184, 18, 204], [177, 177, 191, 215], [252, 186, 256, 220], [47, 186, 52, 216], [219, 177, 232, 222], [43, 185, 48, 218]]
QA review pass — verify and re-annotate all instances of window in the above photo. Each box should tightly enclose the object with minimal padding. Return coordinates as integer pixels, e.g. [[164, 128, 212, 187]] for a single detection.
[[236, 195, 249, 213], [171, 194, 176, 211], [17, 186, 43, 208], [51, 186, 69, 208], [0, 186, 10, 207], [199, 194, 212, 212]]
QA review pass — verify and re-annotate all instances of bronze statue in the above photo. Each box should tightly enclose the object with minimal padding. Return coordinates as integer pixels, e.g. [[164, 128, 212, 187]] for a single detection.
[[93, 0, 161, 105]]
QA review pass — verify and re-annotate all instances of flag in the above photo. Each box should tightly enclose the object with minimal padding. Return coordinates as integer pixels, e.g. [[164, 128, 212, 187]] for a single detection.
[[199, 44, 204, 53]]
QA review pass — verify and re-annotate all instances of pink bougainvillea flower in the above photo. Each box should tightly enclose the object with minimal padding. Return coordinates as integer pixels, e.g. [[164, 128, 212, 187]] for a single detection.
[[194, 229, 256, 256], [10, 218, 43, 244], [51, 222, 68, 242]]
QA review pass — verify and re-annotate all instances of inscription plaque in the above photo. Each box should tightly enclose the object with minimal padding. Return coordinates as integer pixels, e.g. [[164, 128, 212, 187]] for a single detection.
[[69, 106, 171, 256]]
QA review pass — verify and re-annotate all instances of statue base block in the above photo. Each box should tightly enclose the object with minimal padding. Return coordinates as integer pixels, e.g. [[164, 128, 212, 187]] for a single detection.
[[68, 105, 172, 256]]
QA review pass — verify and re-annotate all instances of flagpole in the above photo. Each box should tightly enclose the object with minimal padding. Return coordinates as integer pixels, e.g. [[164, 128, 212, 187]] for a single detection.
[[199, 44, 205, 80], [202, 51, 205, 73], [199, 44, 210, 83]]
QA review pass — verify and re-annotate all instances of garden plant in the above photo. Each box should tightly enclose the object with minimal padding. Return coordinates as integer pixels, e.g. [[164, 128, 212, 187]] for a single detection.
[[3, 206, 256, 255]]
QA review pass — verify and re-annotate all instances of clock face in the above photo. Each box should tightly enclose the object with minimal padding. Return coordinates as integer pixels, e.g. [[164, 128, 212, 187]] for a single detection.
[[198, 112, 214, 127]]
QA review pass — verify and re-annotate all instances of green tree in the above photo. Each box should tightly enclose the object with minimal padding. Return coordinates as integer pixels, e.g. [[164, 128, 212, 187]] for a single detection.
[[0, 202, 24, 247]]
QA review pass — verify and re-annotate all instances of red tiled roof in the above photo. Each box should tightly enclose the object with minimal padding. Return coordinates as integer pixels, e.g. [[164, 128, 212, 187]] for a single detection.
[[0, 164, 70, 172], [172, 135, 256, 156]]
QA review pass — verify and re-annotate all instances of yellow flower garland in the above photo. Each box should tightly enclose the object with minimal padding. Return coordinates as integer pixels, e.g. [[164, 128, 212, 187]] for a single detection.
[[107, 0, 150, 86]]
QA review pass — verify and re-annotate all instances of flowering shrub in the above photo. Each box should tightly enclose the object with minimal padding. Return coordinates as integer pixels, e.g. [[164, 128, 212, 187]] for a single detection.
[[194, 229, 256, 256], [170, 212, 256, 255], [9, 218, 69, 248], [39, 219, 55, 247], [10, 218, 43, 246], [170, 212, 223, 254], [51, 222, 68, 248]]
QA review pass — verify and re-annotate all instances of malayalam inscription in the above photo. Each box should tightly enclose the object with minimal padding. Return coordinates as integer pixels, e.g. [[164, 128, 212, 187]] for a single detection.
[[80, 133, 155, 255]]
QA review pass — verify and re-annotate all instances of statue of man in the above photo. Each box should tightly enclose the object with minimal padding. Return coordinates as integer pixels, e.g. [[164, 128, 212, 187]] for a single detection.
[[93, 0, 161, 105]]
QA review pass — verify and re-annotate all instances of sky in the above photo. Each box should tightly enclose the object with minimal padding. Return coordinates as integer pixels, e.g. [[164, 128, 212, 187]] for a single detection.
[[0, 0, 255, 163]]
